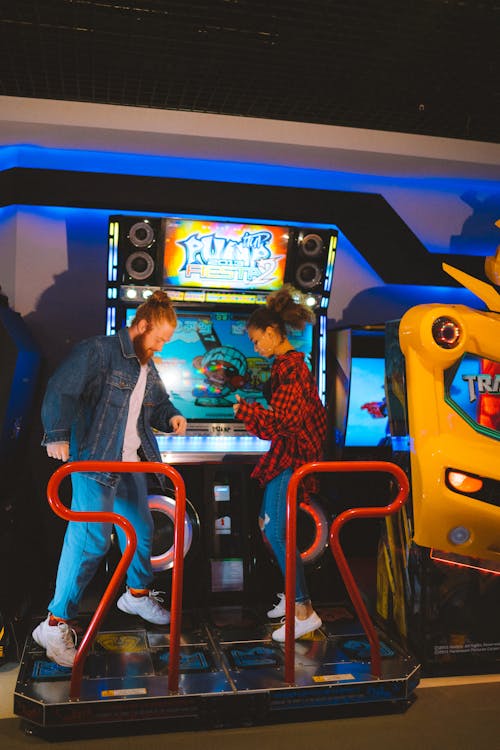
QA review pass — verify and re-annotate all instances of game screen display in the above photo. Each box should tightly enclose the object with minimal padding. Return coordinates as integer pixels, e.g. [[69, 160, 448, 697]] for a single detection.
[[162, 218, 289, 292], [445, 353, 500, 436], [125, 308, 314, 422], [344, 357, 389, 447]]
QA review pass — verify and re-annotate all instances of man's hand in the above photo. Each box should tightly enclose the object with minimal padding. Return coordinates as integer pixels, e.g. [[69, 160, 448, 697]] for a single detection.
[[46, 442, 70, 461], [169, 415, 187, 435]]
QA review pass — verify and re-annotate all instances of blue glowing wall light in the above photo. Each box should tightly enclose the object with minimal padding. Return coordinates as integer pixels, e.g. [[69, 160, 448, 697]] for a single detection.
[[318, 314, 328, 406], [1, 144, 498, 196], [106, 306, 116, 336], [1, 204, 338, 231], [2, 145, 499, 261], [323, 234, 338, 295]]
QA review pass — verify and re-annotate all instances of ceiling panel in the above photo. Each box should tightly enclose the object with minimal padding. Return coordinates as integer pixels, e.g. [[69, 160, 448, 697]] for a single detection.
[[1, 0, 499, 143]]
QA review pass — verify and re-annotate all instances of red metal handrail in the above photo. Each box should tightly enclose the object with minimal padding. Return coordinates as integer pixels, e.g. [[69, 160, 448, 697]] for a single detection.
[[46, 460, 186, 700], [284, 460, 409, 684]]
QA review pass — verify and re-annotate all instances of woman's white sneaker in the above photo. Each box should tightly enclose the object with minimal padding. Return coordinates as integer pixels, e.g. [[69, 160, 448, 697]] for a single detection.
[[267, 593, 286, 619], [271, 611, 322, 642], [117, 589, 170, 625], [32, 615, 77, 667]]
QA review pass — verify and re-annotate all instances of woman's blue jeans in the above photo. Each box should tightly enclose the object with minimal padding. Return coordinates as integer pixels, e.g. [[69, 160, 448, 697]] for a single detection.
[[260, 468, 309, 604], [49, 472, 154, 620]]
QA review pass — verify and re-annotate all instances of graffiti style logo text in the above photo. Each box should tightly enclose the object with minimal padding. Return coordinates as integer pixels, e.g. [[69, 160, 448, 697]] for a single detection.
[[462, 373, 500, 402], [178, 230, 284, 286]]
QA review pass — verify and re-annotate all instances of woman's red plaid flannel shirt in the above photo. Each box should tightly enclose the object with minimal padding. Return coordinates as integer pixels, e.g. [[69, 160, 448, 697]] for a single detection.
[[235, 350, 327, 497]]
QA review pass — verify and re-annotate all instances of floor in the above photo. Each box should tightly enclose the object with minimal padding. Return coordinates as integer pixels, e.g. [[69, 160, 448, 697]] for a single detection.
[[0, 662, 20, 720], [2, 662, 500, 749]]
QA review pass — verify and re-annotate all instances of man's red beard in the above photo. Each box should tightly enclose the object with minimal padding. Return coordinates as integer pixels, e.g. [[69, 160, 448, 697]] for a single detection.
[[133, 331, 154, 365]]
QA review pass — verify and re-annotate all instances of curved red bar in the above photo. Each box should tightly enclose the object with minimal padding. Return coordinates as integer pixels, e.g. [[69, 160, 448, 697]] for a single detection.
[[284, 460, 409, 685], [46, 460, 186, 700]]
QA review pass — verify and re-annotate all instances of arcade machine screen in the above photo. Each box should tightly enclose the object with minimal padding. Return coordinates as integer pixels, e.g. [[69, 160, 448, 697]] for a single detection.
[[344, 356, 389, 448], [125, 307, 314, 424], [331, 327, 389, 455]]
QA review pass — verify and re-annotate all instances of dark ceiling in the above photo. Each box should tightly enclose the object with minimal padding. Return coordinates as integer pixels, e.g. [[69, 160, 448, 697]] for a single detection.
[[1, 0, 499, 144]]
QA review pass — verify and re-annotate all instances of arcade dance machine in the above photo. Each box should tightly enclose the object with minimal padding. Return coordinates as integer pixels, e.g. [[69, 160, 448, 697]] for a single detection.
[[377, 249, 500, 675], [14, 215, 419, 735], [108, 215, 338, 610]]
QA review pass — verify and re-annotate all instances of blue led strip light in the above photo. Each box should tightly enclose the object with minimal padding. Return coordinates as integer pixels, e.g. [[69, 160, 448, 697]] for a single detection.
[[106, 306, 116, 336], [318, 314, 327, 405], [323, 234, 337, 294], [108, 221, 119, 282]]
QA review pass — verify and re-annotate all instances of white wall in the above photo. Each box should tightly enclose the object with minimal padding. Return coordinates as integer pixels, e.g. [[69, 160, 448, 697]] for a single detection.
[[13, 208, 69, 316]]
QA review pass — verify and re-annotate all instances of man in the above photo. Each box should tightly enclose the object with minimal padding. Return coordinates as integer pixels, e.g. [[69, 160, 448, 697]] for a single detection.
[[32, 290, 187, 667]]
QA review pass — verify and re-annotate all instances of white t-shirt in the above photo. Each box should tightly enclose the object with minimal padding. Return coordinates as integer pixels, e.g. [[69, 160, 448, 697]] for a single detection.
[[122, 364, 148, 461]]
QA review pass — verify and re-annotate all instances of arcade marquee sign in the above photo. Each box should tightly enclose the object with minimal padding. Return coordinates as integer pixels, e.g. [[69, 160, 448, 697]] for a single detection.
[[163, 218, 288, 291], [107, 214, 337, 306]]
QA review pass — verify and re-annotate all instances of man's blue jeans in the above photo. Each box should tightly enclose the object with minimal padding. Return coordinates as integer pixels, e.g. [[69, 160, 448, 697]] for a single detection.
[[260, 468, 309, 604], [49, 472, 154, 620]]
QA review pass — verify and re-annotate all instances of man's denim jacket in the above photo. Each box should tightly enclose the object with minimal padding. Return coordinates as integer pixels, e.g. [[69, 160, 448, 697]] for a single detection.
[[41, 327, 181, 489]]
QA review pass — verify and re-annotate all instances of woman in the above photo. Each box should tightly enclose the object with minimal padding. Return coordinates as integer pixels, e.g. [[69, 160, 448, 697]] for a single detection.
[[233, 285, 327, 641]]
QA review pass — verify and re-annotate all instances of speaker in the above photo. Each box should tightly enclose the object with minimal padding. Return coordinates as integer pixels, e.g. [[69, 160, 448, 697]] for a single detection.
[[285, 228, 336, 294], [113, 216, 164, 286]]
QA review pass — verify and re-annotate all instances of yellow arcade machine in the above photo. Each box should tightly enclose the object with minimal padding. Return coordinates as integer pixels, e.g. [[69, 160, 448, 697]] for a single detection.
[[401, 254, 500, 565], [378, 231, 500, 674]]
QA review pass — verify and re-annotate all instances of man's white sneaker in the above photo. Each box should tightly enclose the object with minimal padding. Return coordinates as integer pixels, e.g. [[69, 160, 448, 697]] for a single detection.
[[267, 593, 286, 619], [32, 615, 77, 667], [117, 589, 170, 625], [271, 611, 322, 643]]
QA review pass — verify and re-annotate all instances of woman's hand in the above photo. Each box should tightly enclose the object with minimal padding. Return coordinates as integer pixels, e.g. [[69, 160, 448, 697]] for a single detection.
[[233, 393, 243, 416]]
